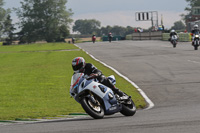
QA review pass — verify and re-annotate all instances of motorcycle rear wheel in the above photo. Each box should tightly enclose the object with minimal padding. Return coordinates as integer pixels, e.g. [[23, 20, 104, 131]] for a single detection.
[[80, 96, 104, 119]]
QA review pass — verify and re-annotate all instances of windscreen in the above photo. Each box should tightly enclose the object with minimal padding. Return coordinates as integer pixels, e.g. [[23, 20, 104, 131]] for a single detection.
[[70, 73, 84, 95]]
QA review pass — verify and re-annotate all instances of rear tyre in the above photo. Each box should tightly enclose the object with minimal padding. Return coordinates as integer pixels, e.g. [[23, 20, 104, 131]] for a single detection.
[[120, 98, 136, 116], [80, 96, 104, 119]]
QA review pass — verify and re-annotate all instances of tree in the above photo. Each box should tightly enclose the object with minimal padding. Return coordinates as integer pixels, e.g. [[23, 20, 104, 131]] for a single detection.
[[73, 19, 101, 35], [185, 0, 200, 12], [110, 26, 126, 36], [100, 26, 112, 36], [171, 21, 186, 31], [100, 25, 134, 36], [125, 26, 135, 35], [15, 0, 73, 43], [3, 14, 15, 45], [0, 0, 10, 39]]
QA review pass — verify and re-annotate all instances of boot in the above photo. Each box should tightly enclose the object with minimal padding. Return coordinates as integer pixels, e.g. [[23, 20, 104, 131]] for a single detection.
[[105, 78, 129, 100], [109, 83, 130, 100]]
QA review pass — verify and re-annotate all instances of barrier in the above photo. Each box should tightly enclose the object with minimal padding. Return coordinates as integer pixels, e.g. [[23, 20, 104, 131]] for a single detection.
[[127, 31, 163, 40], [162, 33, 191, 42], [126, 32, 192, 42]]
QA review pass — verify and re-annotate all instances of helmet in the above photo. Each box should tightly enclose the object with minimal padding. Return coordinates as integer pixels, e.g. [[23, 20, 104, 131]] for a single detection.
[[72, 57, 86, 73], [171, 29, 175, 33], [194, 24, 198, 29]]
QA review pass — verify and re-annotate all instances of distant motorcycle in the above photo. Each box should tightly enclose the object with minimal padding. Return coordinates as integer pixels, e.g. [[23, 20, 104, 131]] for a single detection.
[[92, 36, 96, 43], [192, 34, 200, 50], [70, 73, 136, 119], [170, 35, 178, 48], [109, 36, 112, 42]]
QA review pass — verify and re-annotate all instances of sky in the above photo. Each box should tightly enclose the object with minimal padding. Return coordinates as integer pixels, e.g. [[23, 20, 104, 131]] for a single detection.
[[4, 0, 189, 31]]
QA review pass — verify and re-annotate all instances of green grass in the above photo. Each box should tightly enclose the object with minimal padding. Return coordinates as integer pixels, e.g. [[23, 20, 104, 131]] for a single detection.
[[0, 43, 146, 120], [0, 42, 78, 52]]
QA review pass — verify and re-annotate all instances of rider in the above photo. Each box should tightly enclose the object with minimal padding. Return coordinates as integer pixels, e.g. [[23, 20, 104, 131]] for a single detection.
[[169, 29, 178, 41], [108, 32, 113, 42], [71, 57, 129, 100], [92, 34, 96, 43], [191, 24, 200, 45]]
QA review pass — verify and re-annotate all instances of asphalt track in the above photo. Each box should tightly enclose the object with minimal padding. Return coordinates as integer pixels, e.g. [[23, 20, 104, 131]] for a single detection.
[[1, 40, 200, 133]]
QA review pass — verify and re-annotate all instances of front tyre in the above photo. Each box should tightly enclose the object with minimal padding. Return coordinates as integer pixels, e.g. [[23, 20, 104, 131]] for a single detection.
[[120, 98, 136, 116], [80, 96, 104, 119], [194, 45, 198, 50]]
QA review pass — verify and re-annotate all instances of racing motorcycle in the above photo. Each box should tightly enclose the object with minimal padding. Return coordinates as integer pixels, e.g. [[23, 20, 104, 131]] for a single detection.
[[192, 34, 200, 50], [109, 36, 112, 42], [92, 36, 96, 43], [70, 73, 136, 119], [170, 35, 178, 48]]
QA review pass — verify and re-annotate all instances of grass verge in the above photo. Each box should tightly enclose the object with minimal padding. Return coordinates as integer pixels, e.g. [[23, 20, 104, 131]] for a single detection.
[[0, 42, 78, 52], [0, 43, 146, 120]]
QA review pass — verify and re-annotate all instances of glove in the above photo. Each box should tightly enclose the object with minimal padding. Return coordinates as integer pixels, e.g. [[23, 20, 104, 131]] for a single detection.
[[87, 73, 98, 80]]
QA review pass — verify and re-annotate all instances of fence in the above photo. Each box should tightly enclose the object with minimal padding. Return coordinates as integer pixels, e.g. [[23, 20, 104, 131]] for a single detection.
[[127, 31, 163, 40], [126, 32, 191, 42], [162, 33, 191, 42]]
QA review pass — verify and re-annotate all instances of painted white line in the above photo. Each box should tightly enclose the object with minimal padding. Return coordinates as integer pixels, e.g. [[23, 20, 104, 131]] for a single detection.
[[188, 60, 200, 64], [75, 44, 154, 110]]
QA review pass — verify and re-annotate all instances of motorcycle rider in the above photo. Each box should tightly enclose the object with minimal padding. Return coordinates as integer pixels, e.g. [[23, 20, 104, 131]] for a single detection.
[[169, 29, 178, 41], [191, 24, 200, 45], [92, 34, 96, 43], [72, 57, 129, 100], [108, 32, 113, 42]]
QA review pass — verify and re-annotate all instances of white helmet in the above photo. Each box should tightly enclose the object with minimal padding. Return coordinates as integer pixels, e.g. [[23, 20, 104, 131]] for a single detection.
[[171, 29, 175, 33], [194, 24, 198, 29]]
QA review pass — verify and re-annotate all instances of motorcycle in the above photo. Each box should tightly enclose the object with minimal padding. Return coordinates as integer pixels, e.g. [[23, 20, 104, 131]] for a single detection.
[[192, 34, 200, 50], [170, 35, 178, 48], [92, 36, 96, 43], [70, 73, 136, 119], [109, 36, 112, 43]]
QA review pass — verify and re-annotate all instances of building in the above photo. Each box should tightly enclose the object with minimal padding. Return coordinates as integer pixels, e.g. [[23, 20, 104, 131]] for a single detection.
[[186, 6, 200, 31]]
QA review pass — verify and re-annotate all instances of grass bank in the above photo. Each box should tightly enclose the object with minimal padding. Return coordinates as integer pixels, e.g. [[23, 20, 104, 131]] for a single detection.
[[0, 43, 78, 52], [0, 43, 146, 120]]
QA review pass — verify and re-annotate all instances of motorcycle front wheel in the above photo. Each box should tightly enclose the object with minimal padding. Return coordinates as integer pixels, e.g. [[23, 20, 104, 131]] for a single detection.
[[120, 98, 136, 116], [80, 96, 104, 119], [173, 41, 177, 48], [194, 45, 198, 50]]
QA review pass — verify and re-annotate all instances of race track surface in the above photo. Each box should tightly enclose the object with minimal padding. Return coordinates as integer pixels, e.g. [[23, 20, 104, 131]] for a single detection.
[[1, 40, 200, 133]]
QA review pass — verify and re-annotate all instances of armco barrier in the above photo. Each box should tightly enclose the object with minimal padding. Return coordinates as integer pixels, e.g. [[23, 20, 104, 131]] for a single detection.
[[126, 32, 192, 42], [127, 31, 163, 40], [162, 33, 191, 42]]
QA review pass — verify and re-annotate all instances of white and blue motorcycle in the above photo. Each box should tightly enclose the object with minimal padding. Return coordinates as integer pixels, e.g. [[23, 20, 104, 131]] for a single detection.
[[70, 73, 136, 119], [192, 34, 200, 50], [170, 35, 178, 48]]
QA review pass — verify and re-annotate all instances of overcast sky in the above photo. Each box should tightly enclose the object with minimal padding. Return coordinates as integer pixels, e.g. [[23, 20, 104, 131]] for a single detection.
[[4, 0, 189, 30]]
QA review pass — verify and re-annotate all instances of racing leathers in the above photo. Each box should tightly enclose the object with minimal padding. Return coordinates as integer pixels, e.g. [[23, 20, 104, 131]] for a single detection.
[[170, 32, 178, 37], [191, 29, 200, 45], [82, 63, 124, 97]]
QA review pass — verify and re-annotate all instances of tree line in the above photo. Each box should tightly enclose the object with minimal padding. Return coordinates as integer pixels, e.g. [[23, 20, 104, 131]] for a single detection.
[[0, 0, 199, 45], [73, 19, 139, 37], [1, 0, 73, 44]]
